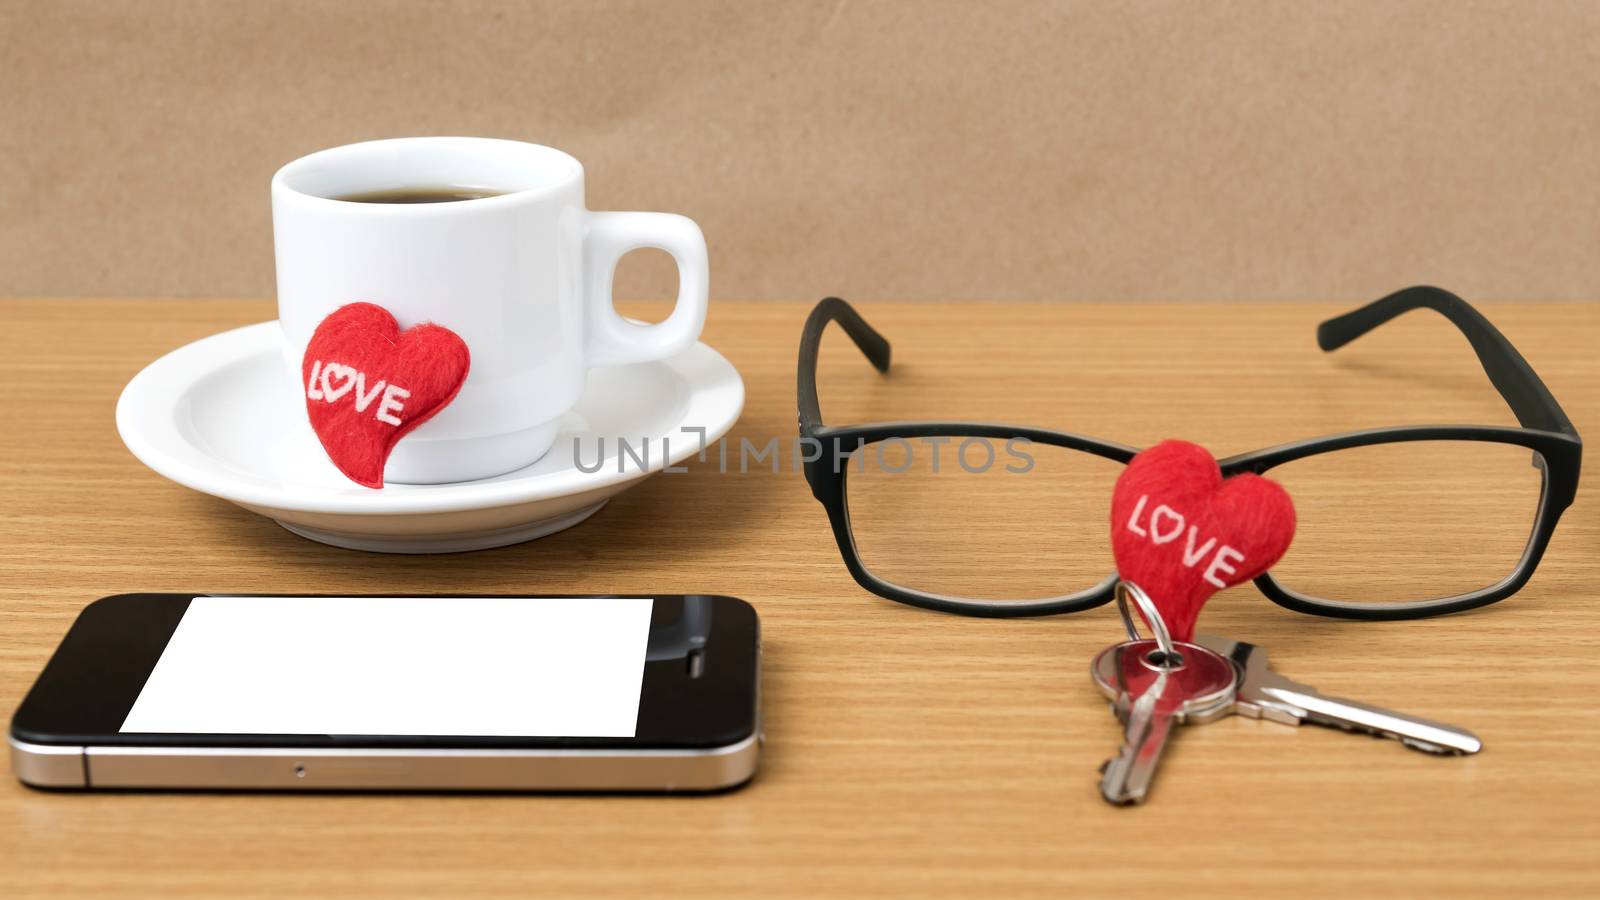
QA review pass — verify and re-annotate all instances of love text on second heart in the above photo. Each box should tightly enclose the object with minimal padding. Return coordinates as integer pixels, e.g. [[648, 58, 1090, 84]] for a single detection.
[[1123, 494, 1247, 589], [305, 359, 411, 426]]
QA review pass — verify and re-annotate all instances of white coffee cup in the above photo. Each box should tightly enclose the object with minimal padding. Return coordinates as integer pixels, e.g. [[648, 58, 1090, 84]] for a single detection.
[[271, 137, 709, 484]]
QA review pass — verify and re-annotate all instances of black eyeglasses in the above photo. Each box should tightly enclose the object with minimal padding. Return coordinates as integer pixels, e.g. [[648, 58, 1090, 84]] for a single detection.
[[799, 286, 1581, 621]]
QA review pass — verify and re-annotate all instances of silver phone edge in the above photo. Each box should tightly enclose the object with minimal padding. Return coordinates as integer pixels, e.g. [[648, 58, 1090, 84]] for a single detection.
[[9, 730, 760, 793]]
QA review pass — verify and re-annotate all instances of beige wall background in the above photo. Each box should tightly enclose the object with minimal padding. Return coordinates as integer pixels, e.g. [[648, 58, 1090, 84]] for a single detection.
[[1, 0, 1597, 302]]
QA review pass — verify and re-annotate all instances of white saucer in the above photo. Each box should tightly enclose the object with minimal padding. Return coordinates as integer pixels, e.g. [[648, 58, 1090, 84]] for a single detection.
[[116, 322, 744, 553]]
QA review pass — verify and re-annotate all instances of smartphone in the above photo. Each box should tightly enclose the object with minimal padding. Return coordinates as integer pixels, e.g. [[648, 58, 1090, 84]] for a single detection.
[[10, 593, 759, 793]]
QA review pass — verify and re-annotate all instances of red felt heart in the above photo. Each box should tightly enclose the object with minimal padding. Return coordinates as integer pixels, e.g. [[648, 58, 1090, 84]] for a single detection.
[[301, 303, 470, 489], [1110, 440, 1296, 642]]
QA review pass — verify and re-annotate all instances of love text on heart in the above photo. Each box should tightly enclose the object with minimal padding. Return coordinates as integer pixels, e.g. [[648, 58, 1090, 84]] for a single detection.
[[305, 360, 411, 426], [1123, 494, 1246, 589]]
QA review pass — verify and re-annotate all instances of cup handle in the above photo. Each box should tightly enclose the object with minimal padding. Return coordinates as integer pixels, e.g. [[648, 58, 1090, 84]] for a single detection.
[[583, 211, 709, 367]]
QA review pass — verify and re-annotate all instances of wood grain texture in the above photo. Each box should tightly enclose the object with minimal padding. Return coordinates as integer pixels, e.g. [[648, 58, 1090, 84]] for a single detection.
[[1, 298, 1597, 898]]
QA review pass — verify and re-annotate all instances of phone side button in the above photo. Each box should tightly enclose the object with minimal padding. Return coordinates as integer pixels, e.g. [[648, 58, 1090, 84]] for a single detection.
[[9, 737, 88, 789]]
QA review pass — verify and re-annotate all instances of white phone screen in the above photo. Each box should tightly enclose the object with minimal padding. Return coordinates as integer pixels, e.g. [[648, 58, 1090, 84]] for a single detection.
[[120, 596, 655, 737]]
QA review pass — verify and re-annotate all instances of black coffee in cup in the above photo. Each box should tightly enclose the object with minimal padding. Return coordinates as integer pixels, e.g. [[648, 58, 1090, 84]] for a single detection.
[[335, 187, 506, 204]]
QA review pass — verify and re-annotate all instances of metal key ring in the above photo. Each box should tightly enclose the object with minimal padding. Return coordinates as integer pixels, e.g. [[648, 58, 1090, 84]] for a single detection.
[[1115, 580, 1178, 663]]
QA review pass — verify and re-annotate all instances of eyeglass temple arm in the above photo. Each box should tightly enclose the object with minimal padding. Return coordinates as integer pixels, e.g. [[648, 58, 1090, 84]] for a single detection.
[[1316, 285, 1576, 437], [798, 296, 892, 433]]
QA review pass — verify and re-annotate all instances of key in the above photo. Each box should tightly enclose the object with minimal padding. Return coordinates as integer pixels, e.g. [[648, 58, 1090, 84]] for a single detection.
[[1195, 634, 1482, 755], [1092, 638, 1239, 805]]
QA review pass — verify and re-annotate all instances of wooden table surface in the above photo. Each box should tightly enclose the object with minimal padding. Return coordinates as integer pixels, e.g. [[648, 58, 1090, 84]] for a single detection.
[[2, 298, 1597, 898]]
